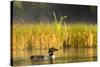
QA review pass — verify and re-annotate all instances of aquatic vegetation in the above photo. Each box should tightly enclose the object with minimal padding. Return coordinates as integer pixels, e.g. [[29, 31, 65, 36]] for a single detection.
[[12, 21, 97, 59]]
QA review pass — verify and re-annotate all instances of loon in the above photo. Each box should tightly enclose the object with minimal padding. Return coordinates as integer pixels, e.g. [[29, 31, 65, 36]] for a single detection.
[[30, 47, 58, 64]]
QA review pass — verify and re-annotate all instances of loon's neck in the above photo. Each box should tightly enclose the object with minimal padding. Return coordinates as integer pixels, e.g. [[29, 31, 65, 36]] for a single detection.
[[49, 53, 55, 59], [51, 55, 55, 59]]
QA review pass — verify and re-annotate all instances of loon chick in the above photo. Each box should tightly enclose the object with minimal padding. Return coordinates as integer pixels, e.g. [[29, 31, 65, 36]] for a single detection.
[[30, 47, 58, 64]]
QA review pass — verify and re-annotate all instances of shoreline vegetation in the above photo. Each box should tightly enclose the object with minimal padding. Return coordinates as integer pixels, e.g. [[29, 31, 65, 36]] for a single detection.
[[12, 21, 97, 59]]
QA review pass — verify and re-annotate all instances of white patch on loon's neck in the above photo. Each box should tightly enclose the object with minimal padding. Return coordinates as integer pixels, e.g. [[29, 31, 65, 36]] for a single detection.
[[51, 55, 55, 59]]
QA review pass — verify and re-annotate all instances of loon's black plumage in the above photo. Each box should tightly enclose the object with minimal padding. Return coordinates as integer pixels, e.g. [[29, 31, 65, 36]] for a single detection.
[[30, 47, 58, 64]]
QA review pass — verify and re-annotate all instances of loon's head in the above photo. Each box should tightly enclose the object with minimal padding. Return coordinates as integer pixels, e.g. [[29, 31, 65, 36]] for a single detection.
[[48, 48, 58, 58], [48, 47, 58, 54]]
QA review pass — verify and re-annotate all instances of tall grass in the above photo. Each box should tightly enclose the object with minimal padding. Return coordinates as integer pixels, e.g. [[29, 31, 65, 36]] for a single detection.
[[12, 21, 97, 59], [53, 11, 67, 32]]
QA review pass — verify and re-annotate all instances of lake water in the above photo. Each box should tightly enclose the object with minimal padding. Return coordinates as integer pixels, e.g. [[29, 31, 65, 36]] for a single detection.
[[12, 47, 97, 66]]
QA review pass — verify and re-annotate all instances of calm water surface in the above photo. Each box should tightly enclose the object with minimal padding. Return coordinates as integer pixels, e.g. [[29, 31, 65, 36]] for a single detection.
[[13, 48, 97, 66]]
